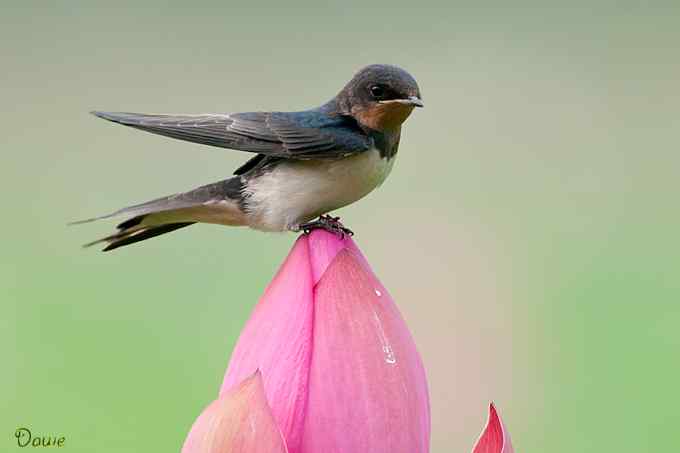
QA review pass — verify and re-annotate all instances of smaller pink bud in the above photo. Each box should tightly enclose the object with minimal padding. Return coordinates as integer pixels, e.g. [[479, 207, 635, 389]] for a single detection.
[[472, 403, 514, 453]]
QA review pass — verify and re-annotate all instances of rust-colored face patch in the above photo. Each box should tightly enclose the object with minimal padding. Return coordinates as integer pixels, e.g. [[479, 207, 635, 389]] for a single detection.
[[353, 102, 415, 132]]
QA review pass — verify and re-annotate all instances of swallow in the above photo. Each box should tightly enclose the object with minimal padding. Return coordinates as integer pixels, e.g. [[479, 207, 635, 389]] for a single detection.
[[78, 64, 423, 251]]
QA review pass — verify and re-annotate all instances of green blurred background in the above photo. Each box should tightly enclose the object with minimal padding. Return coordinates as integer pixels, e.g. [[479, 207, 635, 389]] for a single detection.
[[3, 1, 679, 451]]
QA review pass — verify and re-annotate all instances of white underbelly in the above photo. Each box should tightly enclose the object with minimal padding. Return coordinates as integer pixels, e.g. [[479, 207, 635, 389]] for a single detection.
[[244, 149, 395, 231]]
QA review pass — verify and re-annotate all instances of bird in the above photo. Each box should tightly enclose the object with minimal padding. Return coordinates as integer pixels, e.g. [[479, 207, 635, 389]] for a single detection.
[[77, 64, 423, 251]]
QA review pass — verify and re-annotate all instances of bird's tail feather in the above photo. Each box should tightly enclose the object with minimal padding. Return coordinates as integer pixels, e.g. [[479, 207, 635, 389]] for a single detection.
[[84, 222, 195, 252], [74, 177, 247, 251]]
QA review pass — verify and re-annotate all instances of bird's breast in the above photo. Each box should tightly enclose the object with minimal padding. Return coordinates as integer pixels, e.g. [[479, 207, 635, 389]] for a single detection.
[[244, 148, 395, 231]]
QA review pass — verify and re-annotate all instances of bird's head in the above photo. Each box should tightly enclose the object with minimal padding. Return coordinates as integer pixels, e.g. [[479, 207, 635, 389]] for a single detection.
[[335, 64, 423, 133]]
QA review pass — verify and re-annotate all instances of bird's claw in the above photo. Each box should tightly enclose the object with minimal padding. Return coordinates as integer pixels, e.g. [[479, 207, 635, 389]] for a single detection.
[[301, 215, 354, 238]]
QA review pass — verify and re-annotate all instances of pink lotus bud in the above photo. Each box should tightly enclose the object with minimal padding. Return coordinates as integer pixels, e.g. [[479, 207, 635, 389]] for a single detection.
[[182, 371, 287, 453], [220, 230, 430, 453], [472, 403, 514, 453]]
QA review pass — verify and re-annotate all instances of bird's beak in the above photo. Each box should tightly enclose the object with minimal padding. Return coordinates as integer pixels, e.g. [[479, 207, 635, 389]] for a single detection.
[[406, 96, 424, 108], [381, 96, 424, 108]]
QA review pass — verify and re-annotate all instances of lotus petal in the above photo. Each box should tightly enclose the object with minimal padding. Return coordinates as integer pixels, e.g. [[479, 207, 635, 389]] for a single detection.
[[183, 372, 287, 453], [300, 249, 430, 453], [221, 236, 315, 451]]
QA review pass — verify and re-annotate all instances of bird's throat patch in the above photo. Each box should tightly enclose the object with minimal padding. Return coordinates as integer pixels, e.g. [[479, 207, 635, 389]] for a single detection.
[[353, 103, 415, 132]]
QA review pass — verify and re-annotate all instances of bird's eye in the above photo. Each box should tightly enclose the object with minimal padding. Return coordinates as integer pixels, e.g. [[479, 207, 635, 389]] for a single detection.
[[370, 85, 386, 99]]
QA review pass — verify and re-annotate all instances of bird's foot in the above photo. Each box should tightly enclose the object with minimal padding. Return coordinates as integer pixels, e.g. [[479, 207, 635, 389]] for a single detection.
[[301, 215, 354, 238]]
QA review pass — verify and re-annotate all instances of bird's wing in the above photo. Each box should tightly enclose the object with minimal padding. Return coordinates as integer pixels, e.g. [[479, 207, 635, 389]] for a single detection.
[[91, 110, 372, 159]]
